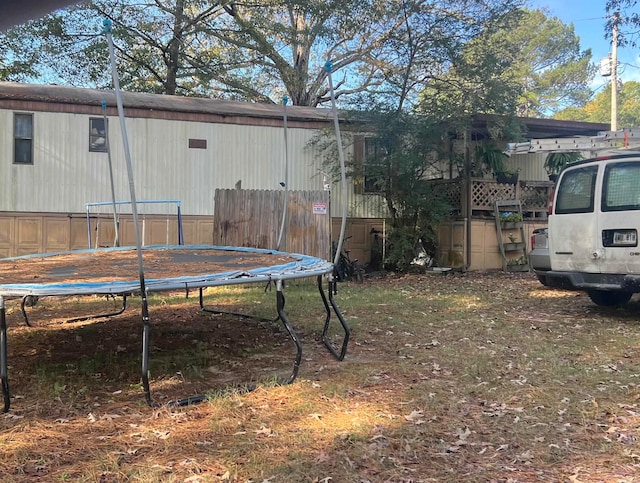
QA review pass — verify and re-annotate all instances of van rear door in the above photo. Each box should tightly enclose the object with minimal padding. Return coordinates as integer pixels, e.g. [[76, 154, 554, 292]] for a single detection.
[[548, 164, 599, 273], [599, 160, 640, 274]]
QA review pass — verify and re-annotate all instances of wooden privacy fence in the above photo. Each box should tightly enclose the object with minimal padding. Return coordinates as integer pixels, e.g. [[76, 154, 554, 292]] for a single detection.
[[214, 189, 331, 260]]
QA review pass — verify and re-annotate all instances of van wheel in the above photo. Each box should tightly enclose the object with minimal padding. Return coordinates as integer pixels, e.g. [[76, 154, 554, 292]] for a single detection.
[[587, 290, 632, 306]]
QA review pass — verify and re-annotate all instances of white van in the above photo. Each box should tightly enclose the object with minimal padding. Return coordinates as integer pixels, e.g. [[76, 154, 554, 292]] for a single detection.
[[546, 153, 640, 306]]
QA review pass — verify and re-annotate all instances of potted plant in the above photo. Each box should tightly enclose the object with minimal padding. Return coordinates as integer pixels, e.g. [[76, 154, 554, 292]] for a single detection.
[[475, 143, 520, 183], [504, 234, 525, 251], [507, 255, 529, 272], [544, 152, 583, 181], [499, 212, 523, 229], [475, 144, 508, 177], [496, 168, 520, 184]]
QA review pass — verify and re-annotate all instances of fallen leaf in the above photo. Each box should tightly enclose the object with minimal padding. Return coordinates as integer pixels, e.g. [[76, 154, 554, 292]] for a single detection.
[[254, 425, 273, 436], [404, 410, 424, 422], [455, 427, 471, 441], [3, 413, 24, 420], [100, 413, 122, 421], [195, 441, 213, 446]]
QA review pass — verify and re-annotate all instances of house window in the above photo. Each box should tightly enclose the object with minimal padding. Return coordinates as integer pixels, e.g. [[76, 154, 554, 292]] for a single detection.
[[189, 138, 207, 149], [14, 113, 33, 164], [363, 137, 387, 193], [352, 135, 388, 194], [89, 117, 108, 152]]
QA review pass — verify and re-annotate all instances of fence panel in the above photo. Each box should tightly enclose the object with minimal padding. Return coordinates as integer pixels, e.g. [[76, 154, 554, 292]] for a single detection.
[[214, 189, 331, 260]]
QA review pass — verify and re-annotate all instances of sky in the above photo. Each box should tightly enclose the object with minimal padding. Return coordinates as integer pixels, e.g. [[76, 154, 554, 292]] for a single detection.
[[528, 0, 640, 93]]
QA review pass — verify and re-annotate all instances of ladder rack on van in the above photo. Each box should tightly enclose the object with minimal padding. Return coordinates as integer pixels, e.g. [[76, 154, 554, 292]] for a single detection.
[[505, 128, 640, 156]]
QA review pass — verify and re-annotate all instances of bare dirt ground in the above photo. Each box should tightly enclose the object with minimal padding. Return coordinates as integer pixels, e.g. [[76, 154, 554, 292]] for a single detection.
[[0, 271, 639, 482]]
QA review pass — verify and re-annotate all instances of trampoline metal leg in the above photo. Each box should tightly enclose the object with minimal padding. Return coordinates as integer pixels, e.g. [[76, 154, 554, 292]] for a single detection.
[[199, 287, 276, 323], [20, 296, 33, 327], [67, 294, 128, 323], [319, 275, 350, 361], [167, 281, 301, 407], [20, 295, 128, 327], [140, 293, 155, 407], [276, 280, 302, 385], [1, 296, 10, 413]]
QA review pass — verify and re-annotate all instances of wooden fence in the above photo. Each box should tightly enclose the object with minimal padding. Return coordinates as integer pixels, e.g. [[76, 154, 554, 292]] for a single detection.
[[213, 189, 331, 260]]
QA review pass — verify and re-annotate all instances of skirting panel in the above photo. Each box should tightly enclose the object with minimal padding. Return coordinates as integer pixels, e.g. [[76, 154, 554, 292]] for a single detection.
[[0, 213, 214, 258]]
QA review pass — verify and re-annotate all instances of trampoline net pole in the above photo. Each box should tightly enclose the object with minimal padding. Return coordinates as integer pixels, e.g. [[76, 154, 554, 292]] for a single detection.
[[104, 18, 154, 405]]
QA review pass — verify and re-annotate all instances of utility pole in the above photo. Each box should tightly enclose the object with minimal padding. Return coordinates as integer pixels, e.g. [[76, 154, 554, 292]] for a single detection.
[[611, 12, 619, 131]]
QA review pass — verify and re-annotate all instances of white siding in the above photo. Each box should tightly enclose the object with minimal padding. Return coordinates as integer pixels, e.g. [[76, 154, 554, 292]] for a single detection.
[[0, 110, 336, 216], [503, 152, 548, 181]]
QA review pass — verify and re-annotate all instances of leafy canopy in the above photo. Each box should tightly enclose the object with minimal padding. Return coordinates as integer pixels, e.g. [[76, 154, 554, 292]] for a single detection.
[[554, 80, 640, 127]]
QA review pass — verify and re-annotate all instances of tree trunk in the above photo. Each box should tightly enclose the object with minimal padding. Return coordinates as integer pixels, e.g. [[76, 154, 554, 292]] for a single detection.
[[165, 0, 185, 95]]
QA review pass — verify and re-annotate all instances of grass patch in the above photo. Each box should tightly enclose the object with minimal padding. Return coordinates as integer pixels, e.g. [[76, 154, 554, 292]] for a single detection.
[[1, 272, 640, 481]]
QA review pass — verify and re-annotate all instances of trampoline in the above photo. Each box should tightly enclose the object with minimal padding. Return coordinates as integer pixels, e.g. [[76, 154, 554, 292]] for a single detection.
[[0, 245, 350, 412], [0, 22, 355, 413]]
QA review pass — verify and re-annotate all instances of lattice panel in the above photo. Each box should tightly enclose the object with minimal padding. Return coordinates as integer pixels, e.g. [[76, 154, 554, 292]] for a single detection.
[[424, 179, 550, 215], [429, 180, 462, 212], [520, 183, 552, 211], [472, 181, 516, 211]]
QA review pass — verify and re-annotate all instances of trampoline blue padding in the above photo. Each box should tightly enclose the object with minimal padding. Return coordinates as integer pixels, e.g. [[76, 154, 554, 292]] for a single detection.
[[0, 245, 334, 297]]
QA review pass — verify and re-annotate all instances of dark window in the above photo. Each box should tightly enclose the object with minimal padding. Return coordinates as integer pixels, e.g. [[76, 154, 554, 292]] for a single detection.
[[14, 113, 33, 164], [189, 138, 207, 149], [364, 137, 388, 193], [352, 135, 365, 194], [89, 117, 107, 152], [602, 161, 640, 211], [555, 165, 598, 214]]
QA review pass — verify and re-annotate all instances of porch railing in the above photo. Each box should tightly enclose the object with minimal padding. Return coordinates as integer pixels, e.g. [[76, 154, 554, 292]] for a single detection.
[[429, 178, 553, 219]]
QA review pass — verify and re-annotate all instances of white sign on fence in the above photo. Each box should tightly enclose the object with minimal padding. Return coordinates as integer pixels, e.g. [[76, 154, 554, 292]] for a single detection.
[[312, 202, 327, 215]]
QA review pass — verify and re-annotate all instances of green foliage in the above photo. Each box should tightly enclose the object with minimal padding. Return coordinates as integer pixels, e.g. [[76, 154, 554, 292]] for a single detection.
[[555, 81, 640, 127], [0, 0, 527, 108], [499, 212, 523, 222], [440, 8, 595, 117], [363, 112, 455, 270], [384, 226, 419, 272], [474, 144, 509, 177], [0, 2, 592, 117], [507, 254, 528, 265], [0, 16, 63, 81], [544, 152, 584, 175], [314, 108, 456, 271], [505, 9, 595, 116], [605, 3, 638, 48]]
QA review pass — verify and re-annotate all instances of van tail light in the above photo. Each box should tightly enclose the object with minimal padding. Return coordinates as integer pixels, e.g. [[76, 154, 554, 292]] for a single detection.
[[548, 187, 555, 215]]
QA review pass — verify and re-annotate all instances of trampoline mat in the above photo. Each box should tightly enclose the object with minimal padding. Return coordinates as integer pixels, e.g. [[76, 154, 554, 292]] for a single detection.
[[0, 245, 333, 296]]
